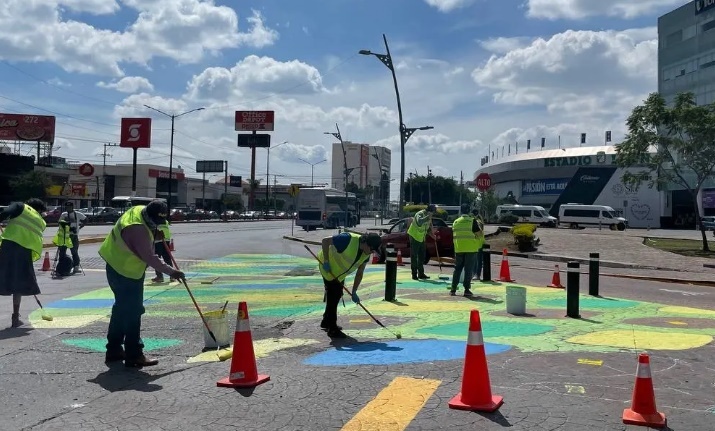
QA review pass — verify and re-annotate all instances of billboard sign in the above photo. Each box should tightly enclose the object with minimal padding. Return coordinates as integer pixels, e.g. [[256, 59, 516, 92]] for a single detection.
[[229, 175, 243, 187], [120, 118, 152, 148], [521, 178, 570, 196], [196, 160, 224, 173], [0, 113, 56, 143], [237, 133, 271, 148], [235, 111, 275, 131], [696, 0, 715, 15], [78, 163, 95, 177], [148, 168, 185, 180]]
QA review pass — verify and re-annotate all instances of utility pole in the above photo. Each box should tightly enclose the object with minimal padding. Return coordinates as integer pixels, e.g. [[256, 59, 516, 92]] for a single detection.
[[459, 170, 463, 212], [427, 166, 433, 205], [408, 172, 413, 204], [100, 143, 118, 206]]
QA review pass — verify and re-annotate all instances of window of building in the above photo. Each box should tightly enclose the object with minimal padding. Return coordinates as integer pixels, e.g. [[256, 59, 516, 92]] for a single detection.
[[665, 29, 683, 46], [702, 20, 715, 33], [684, 24, 697, 40]]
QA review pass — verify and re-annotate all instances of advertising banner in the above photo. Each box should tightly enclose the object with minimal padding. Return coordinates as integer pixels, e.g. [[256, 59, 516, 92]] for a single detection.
[[594, 168, 661, 228], [148, 169, 185, 180], [521, 178, 570, 196], [548, 167, 618, 217], [0, 113, 56, 143]]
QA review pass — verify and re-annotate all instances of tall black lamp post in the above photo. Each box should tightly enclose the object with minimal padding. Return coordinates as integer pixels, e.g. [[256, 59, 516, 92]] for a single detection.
[[359, 34, 433, 217]]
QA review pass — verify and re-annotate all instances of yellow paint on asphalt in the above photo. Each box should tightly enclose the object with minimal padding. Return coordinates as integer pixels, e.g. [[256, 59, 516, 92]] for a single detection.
[[29, 314, 108, 329], [350, 319, 373, 323], [364, 300, 479, 313], [668, 321, 688, 326], [186, 337, 319, 363], [341, 377, 441, 431], [565, 385, 585, 394], [659, 306, 715, 317], [577, 359, 603, 366], [567, 330, 713, 350]]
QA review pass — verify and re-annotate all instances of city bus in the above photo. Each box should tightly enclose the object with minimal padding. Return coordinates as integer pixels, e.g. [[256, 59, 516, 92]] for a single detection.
[[110, 196, 166, 213], [295, 187, 358, 231]]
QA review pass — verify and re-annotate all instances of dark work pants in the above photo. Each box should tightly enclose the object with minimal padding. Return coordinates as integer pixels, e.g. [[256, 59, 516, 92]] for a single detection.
[[69, 234, 80, 266], [452, 252, 476, 290], [409, 236, 426, 276], [154, 242, 172, 277], [105, 264, 146, 360], [321, 277, 344, 329]]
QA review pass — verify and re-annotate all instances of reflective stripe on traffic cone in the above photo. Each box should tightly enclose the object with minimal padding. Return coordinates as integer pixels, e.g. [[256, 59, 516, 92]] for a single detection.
[[448, 309, 504, 412], [498, 249, 514, 282], [217, 302, 270, 388], [622, 354, 666, 428]]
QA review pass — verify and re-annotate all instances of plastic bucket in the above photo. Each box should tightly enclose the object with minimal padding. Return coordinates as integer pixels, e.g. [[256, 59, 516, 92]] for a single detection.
[[505, 285, 527, 315], [202, 309, 231, 350]]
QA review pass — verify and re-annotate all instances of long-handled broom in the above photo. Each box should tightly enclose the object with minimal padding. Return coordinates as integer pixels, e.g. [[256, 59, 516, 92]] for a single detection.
[[304, 245, 402, 339]]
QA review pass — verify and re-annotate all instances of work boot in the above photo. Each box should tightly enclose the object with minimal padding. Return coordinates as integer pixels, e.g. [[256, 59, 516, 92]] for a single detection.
[[73, 266, 81, 274], [327, 328, 347, 338], [124, 355, 159, 368], [105, 348, 126, 364], [151, 276, 164, 283], [464, 289, 474, 297], [412, 272, 418, 281], [11, 313, 23, 328], [449, 288, 457, 296], [320, 321, 342, 331], [418, 274, 430, 280]]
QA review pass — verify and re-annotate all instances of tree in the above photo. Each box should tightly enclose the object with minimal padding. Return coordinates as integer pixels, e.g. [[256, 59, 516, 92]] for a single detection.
[[404, 174, 476, 206], [9, 170, 49, 202], [616, 91, 715, 251]]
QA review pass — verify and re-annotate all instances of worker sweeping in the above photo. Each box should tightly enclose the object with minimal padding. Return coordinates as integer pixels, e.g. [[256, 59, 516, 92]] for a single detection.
[[0, 198, 47, 328], [151, 220, 175, 283], [407, 204, 436, 280], [98, 200, 185, 367], [317, 232, 382, 338], [58, 202, 86, 274], [450, 205, 482, 297]]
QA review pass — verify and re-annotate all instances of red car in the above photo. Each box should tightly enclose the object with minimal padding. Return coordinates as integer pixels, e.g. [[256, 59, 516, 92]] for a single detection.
[[376, 217, 454, 264]]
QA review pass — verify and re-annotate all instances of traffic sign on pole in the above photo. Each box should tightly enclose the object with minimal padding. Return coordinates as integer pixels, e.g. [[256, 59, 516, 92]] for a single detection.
[[476, 173, 492, 191]]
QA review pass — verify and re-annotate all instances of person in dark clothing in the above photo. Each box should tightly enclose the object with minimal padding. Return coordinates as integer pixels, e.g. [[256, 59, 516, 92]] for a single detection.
[[0, 198, 47, 328], [450, 205, 483, 297], [317, 232, 382, 338], [58, 202, 86, 274]]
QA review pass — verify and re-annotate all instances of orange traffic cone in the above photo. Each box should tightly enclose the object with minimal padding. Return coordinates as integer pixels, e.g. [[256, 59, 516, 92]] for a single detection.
[[169, 239, 175, 252], [371, 251, 379, 264], [397, 249, 404, 266], [449, 309, 504, 412], [41, 252, 51, 271], [547, 265, 564, 288], [622, 354, 667, 428], [217, 302, 270, 388], [498, 249, 514, 282]]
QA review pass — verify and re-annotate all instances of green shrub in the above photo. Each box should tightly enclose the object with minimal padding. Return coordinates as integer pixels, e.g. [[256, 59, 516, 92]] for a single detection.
[[511, 223, 538, 252], [498, 213, 519, 225]]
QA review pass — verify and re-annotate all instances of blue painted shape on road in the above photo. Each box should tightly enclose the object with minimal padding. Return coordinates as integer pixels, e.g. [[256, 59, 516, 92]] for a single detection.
[[213, 283, 310, 290], [47, 299, 158, 309], [303, 339, 511, 366]]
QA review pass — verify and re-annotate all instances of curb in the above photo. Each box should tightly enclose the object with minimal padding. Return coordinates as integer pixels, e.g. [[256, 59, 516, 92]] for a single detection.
[[42, 236, 105, 249]]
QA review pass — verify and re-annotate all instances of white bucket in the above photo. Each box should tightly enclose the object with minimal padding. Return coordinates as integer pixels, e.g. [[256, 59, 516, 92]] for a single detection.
[[202, 309, 231, 350], [505, 285, 527, 315]]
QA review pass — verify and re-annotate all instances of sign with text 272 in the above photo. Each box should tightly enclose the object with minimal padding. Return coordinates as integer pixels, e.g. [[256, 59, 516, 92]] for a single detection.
[[120, 118, 152, 148], [235, 111, 274, 132], [0, 113, 56, 143], [521, 178, 570, 196]]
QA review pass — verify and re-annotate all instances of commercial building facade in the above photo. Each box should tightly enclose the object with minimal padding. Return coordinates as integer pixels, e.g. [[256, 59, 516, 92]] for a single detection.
[[330, 142, 391, 212]]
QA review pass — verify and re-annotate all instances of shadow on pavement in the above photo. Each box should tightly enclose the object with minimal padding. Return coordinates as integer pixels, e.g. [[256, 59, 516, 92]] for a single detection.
[[332, 337, 403, 352], [475, 410, 512, 427], [87, 367, 187, 393], [465, 296, 503, 305], [0, 327, 32, 340]]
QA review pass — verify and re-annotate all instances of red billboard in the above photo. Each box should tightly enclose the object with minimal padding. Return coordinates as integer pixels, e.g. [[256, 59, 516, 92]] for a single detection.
[[148, 168, 185, 181], [0, 113, 56, 143], [235, 111, 275, 131], [120, 117, 152, 148]]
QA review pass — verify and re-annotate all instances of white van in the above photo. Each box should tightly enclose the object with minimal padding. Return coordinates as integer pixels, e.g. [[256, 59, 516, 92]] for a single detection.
[[558, 204, 627, 231], [496, 205, 558, 227]]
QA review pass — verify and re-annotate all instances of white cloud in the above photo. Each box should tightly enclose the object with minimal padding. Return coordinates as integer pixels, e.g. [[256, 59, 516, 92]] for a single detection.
[[275, 143, 327, 164], [97, 76, 154, 93], [0, 1, 279, 77], [526, 0, 684, 20], [375, 133, 483, 154], [424, 0, 476, 13], [58, 0, 120, 14], [479, 37, 534, 54]]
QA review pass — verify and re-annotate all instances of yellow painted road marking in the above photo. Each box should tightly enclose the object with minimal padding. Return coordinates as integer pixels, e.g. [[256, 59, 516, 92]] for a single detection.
[[577, 358, 603, 366], [341, 377, 440, 431], [668, 321, 688, 326], [565, 384, 585, 394], [350, 319, 373, 323]]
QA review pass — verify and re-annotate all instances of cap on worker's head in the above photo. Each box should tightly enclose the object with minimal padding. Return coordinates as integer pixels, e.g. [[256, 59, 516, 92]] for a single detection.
[[26, 198, 47, 213], [145, 200, 169, 224], [461, 203, 471, 214], [65, 201, 74, 207], [426, 204, 436, 212], [363, 233, 382, 251], [471, 208, 479, 216]]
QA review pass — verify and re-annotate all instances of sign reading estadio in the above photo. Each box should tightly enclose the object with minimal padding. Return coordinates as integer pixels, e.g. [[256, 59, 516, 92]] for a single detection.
[[696, 0, 715, 15], [0, 113, 56, 143], [235, 111, 275, 132], [120, 118, 152, 148]]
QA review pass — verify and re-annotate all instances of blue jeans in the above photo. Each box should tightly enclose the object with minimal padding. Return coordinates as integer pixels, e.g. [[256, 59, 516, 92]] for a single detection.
[[105, 264, 146, 360], [473, 248, 483, 279], [452, 252, 476, 290]]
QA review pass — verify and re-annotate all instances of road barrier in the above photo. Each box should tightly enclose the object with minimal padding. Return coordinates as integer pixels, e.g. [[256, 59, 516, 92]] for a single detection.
[[385, 243, 397, 302], [566, 261, 581, 318], [589, 252, 600, 296]]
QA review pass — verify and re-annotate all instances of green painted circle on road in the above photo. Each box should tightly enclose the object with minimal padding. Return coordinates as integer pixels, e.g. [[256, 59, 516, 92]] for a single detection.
[[416, 321, 553, 338], [62, 338, 182, 353], [538, 297, 639, 309]]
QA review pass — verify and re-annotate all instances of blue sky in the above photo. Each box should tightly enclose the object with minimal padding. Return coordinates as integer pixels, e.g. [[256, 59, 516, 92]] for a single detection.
[[0, 0, 690, 195]]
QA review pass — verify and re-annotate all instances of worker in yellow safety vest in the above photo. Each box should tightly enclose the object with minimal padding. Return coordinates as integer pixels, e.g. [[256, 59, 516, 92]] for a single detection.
[[98, 200, 185, 368], [407, 204, 436, 280], [450, 205, 483, 297], [317, 232, 382, 338], [0, 198, 48, 328]]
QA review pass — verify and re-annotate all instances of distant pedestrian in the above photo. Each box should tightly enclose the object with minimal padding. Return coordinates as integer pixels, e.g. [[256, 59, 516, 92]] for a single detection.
[[407, 204, 436, 280], [472, 212, 485, 281], [98, 200, 185, 367], [52, 220, 75, 277], [450, 205, 481, 297], [58, 202, 86, 274], [151, 221, 175, 283], [0, 198, 47, 328], [317, 232, 382, 338]]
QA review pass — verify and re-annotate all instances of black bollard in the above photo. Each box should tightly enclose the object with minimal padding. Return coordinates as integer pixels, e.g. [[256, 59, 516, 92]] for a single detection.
[[566, 261, 581, 318], [384, 248, 397, 301], [589, 252, 600, 296], [482, 244, 491, 282]]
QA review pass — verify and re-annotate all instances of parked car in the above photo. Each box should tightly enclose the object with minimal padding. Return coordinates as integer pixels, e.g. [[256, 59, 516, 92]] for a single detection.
[[85, 207, 120, 224], [42, 206, 63, 223], [169, 208, 186, 222], [376, 217, 454, 264], [701, 216, 715, 231]]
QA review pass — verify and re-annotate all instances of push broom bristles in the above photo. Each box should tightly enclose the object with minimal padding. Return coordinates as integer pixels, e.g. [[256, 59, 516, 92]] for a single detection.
[[34, 295, 53, 321]]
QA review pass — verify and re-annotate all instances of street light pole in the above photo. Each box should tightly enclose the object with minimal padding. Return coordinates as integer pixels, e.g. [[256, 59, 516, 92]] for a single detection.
[[298, 157, 327, 187], [359, 35, 433, 218], [143, 104, 205, 212]]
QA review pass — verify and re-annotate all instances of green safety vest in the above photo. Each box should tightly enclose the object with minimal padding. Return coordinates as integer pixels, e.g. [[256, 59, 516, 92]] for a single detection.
[[158, 221, 171, 241], [407, 210, 429, 242], [52, 225, 74, 248], [98, 206, 155, 280], [1, 204, 46, 261], [453, 215, 479, 253], [317, 233, 369, 282]]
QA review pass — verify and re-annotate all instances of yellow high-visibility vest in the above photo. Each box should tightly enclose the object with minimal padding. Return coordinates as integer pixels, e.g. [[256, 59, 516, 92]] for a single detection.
[[98, 206, 154, 279]]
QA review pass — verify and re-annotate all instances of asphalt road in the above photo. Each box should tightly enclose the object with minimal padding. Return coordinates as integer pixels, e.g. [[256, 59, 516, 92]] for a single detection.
[[1, 221, 714, 431]]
